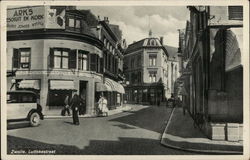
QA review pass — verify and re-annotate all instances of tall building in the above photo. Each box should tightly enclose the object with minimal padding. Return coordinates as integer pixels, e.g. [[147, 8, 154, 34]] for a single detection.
[[178, 6, 243, 141], [7, 6, 125, 116], [124, 32, 179, 105]]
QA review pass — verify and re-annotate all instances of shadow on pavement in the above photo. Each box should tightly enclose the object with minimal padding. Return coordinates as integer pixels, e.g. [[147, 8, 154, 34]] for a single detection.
[[113, 124, 136, 129], [63, 121, 75, 125], [109, 106, 171, 134], [7, 135, 194, 155], [7, 122, 31, 130]]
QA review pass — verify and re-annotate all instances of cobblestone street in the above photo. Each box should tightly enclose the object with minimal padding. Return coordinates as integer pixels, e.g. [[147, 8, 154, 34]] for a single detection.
[[7, 105, 197, 155]]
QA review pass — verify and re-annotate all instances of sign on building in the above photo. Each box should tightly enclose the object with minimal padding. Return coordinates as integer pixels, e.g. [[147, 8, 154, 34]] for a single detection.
[[7, 6, 65, 31]]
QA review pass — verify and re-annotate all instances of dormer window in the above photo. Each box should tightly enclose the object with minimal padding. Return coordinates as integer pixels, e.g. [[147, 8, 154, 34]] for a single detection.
[[150, 39, 156, 46], [66, 15, 82, 32], [147, 39, 157, 46]]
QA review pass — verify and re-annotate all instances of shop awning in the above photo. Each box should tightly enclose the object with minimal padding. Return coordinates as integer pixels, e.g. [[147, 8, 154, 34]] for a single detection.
[[105, 78, 125, 94], [50, 80, 75, 90], [96, 82, 112, 92], [19, 80, 40, 90], [116, 83, 125, 94], [225, 28, 243, 72]]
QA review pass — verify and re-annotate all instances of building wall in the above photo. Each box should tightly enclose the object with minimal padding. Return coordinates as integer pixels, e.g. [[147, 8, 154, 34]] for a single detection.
[[7, 40, 45, 71], [142, 48, 168, 84], [209, 6, 243, 26], [7, 39, 103, 115]]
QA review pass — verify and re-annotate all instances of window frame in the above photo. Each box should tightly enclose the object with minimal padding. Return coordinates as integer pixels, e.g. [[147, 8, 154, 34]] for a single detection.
[[13, 48, 31, 69], [66, 15, 82, 32], [149, 54, 157, 66], [78, 50, 89, 71], [53, 48, 70, 69]]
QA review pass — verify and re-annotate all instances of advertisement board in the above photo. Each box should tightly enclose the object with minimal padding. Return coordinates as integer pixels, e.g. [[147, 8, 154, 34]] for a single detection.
[[7, 6, 65, 31]]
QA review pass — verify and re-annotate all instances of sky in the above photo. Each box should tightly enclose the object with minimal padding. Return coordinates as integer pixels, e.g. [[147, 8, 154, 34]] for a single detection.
[[78, 6, 190, 47]]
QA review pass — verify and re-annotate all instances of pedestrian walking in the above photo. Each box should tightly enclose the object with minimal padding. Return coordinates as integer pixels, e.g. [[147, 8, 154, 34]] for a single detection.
[[79, 95, 86, 115], [61, 95, 71, 116], [98, 94, 109, 117], [70, 92, 80, 125], [176, 97, 182, 108], [167, 94, 175, 108]]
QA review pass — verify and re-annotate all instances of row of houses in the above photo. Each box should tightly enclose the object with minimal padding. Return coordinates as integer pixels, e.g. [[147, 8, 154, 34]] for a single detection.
[[177, 6, 243, 141], [7, 6, 127, 116]]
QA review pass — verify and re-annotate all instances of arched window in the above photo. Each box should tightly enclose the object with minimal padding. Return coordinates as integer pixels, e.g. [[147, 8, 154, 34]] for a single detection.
[[150, 39, 156, 46]]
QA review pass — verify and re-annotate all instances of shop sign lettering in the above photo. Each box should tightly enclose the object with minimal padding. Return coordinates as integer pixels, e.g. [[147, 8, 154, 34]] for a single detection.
[[7, 6, 45, 31]]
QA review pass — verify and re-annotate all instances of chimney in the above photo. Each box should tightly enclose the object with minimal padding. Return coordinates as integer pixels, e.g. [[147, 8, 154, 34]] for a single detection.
[[160, 36, 164, 45], [104, 17, 109, 24]]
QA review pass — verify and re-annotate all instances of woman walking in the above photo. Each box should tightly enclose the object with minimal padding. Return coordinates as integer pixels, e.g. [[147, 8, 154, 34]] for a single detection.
[[98, 94, 109, 117]]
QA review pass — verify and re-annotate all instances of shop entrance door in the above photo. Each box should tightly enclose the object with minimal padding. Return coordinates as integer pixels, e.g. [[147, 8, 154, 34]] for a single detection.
[[79, 81, 87, 115]]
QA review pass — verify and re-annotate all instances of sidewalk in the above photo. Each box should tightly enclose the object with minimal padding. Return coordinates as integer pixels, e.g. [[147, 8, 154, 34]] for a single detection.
[[160, 107, 243, 154], [44, 104, 133, 119]]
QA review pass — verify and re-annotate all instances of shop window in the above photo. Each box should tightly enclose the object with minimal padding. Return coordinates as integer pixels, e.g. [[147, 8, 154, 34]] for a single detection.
[[149, 55, 157, 66], [78, 50, 89, 71], [142, 89, 148, 102], [49, 48, 76, 69], [228, 6, 243, 20], [49, 90, 71, 107], [13, 48, 31, 69]]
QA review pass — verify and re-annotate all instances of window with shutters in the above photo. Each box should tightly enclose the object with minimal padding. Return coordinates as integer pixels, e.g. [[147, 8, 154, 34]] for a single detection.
[[228, 6, 243, 20], [100, 58, 104, 73], [49, 48, 77, 69], [13, 48, 31, 69], [53, 49, 69, 69], [90, 54, 97, 72], [78, 50, 88, 71]]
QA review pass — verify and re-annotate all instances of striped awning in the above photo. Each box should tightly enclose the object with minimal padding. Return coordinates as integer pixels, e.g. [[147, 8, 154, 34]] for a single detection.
[[50, 80, 75, 90], [96, 82, 112, 92], [105, 78, 125, 94], [19, 80, 40, 90]]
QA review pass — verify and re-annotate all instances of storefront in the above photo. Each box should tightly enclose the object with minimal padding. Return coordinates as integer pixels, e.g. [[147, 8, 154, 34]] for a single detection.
[[95, 77, 125, 109], [125, 83, 164, 105]]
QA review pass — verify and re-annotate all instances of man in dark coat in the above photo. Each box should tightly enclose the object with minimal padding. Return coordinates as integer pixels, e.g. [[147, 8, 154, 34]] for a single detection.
[[70, 92, 80, 125]]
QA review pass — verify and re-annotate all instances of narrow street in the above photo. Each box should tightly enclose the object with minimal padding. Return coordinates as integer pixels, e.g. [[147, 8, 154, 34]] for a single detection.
[[7, 105, 196, 155]]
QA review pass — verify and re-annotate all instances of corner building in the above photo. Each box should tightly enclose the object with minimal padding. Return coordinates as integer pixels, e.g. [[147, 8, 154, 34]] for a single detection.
[[7, 6, 125, 115], [124, 34, 178, 105]]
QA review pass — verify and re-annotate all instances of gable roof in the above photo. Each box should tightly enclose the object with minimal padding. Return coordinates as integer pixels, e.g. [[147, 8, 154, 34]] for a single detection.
[[164, 45, 178, 60]]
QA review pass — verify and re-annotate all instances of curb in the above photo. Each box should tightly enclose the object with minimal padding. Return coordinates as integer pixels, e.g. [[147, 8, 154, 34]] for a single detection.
[[160, 108, 243, 155]]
